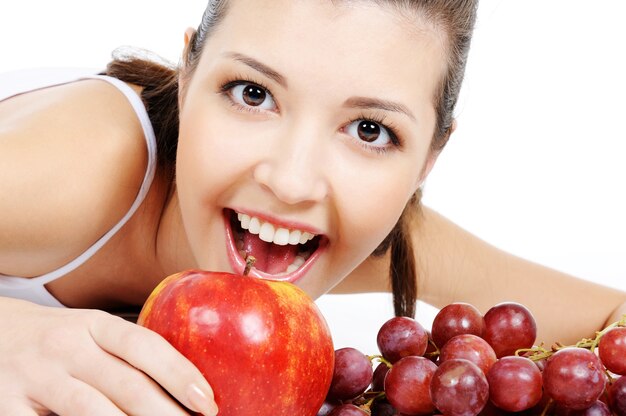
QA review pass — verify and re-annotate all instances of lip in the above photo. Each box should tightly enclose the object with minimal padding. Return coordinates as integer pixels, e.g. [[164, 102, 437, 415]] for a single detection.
[[223, 210, 327, 283]]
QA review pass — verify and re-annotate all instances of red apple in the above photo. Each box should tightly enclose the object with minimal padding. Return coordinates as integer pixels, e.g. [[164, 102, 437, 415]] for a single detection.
[[138, 269, 335, 416]]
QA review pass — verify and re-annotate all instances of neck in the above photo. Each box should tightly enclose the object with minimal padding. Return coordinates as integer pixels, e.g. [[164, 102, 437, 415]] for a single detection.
[[152, 181, 198, 280]]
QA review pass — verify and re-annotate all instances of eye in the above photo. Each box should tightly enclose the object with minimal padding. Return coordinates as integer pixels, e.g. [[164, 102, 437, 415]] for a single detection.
[[229, 82, 276, 111], [345, 119, 395, 147]]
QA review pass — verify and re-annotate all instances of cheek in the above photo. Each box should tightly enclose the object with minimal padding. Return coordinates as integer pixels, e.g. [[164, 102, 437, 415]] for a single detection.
[[177, 106, 243, 201], [176, 105, 253, 266], [346, 186, 409, 245], [332, 157, 418, 262], [178, 95, 279, 186], [175, 105, 238, 253]]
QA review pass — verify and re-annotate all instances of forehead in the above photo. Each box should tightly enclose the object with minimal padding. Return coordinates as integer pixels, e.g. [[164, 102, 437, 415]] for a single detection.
[[200, 0, 447, 106]]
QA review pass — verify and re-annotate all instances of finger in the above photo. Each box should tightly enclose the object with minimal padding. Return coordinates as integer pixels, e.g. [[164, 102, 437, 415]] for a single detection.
[[0, 400, 39, 416], [73, 344, 191, 416], [34, 373, 126, 416], [89, 313, 217, 416]]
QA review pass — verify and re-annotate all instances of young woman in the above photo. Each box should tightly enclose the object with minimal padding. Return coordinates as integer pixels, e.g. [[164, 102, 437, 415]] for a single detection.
[[1, 0, 624, 415]]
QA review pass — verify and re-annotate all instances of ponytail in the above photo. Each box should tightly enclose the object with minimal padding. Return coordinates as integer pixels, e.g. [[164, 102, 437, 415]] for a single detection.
[[373, 190, 421, 318]]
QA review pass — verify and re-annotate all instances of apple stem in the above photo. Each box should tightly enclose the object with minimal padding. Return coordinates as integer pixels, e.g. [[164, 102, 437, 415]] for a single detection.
[[244, 255, 256, 276]]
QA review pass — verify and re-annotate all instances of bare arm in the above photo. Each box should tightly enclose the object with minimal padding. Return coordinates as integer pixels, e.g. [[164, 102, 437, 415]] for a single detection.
[[0, 79, 146, 277], [0, 80, 218, 415], [335, 206, 626, 345]]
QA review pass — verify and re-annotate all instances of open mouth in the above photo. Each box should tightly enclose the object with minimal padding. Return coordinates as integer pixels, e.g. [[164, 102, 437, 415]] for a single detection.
[[224, 209, 325, 281]]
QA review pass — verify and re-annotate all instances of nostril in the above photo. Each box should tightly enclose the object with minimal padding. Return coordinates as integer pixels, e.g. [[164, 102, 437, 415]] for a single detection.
[[252, 160, 328, 204], [252, 161, 272, 189]]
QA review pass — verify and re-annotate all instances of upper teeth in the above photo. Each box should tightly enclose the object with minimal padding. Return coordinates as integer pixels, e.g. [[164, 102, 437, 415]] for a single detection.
[[237, 213, 316, 246]]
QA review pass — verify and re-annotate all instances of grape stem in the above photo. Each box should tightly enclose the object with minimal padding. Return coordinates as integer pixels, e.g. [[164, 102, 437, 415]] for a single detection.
[[540, 398, 554, 416], [425, 337, 440, 358], [348, 391, 383, 415], [588, 313, 626, 353], [515, 314, 626, 362], [353, 391, 385, 413], [367, 354, 393, 368]]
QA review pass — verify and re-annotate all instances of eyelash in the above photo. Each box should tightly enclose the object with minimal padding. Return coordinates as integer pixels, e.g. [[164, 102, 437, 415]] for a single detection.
[[346, 112, 403, 155], [219, 75, 276, 114], [218, 77, 404, 154]]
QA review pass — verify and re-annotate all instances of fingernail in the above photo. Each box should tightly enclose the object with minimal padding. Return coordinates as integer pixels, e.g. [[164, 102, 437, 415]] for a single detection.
[[187, 383, 219, 415]]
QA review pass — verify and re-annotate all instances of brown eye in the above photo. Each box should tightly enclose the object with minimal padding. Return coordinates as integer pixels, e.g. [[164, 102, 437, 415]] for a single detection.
[[229, 82, 276, 110], [346, 119, 393, 147], [357, 121, 381, 143], [242, 85, 266, 106]]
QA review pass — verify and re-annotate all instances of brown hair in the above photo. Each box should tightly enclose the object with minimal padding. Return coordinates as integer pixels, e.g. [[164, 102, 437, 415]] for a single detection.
[[369, 0, 479, 318], [104, 0, 478, 318]]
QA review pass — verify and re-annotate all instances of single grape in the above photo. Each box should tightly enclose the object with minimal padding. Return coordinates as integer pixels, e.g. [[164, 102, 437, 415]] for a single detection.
[[377, 316, 428, 363], [371, 362, 390, 392], [439, 334, 497, 375], [384, 356, 437, 415], [543, 347, 606, 410], [483, 302, 537, 357], [487, 356, 543, 412], [327, 404, 369, 416], [327, 347, 373, 401], [599, 327, 626, 375], [431, 302, 485, 348], [555, 400, 611, 416], [430, 358, 489, 416], [609, 375, 626, 416]]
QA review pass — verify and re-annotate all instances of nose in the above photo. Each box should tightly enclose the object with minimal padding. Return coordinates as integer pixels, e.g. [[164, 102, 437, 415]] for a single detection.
[[253, 125, 329, 205]]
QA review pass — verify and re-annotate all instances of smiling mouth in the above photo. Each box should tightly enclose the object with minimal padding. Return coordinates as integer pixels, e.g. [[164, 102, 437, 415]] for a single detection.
[[226, 209, 323, 278]]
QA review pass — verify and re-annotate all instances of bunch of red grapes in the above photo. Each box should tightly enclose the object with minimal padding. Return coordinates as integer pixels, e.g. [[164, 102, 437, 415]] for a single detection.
[[317, 302, 626, 416]]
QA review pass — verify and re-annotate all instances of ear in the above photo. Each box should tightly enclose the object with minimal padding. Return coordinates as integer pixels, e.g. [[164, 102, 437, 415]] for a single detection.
[[181, 27, 197, 70], [416, 152, 437, 188], [184, 27, 196, 48], [415, 119, 457, 188], [179, 27, 198, 108]]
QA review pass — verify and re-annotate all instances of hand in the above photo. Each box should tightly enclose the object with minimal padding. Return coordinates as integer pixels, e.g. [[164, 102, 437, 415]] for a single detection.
[[0, 297, 218, 416], [606, 299, 626, 327]]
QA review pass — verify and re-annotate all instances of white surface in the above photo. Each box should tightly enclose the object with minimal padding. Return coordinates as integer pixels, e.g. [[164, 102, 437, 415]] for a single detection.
[[1, 1, 625, 355], [425, 1, 626, 291]]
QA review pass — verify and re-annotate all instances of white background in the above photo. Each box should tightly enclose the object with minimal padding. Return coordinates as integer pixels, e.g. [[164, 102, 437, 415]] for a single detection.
[[1, 1, 625, 354]]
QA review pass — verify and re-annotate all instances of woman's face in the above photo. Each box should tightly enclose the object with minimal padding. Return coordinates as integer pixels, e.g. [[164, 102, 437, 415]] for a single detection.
[[175, 0, 446, 298]]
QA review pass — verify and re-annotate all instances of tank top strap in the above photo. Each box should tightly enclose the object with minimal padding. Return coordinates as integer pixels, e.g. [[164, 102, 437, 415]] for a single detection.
[[0, 74, 157, 289]]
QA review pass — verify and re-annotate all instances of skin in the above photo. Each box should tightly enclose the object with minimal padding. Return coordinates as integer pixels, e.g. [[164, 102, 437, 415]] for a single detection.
[[0, 0, 624, 414], [174, 0, 442, 299]]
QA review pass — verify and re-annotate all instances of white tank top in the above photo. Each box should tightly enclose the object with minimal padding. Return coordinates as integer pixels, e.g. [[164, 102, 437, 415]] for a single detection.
[[0, 68, 158, 307]]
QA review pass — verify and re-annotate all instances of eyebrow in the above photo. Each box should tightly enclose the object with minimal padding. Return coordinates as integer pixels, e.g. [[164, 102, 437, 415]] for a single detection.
[[223, 51, 416, 123], [223, 52, 288, 88], [343, 96, 417, 122]]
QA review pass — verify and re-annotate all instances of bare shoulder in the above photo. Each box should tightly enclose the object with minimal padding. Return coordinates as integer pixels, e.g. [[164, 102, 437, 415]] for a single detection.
[[0, 78, 149, 277]]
